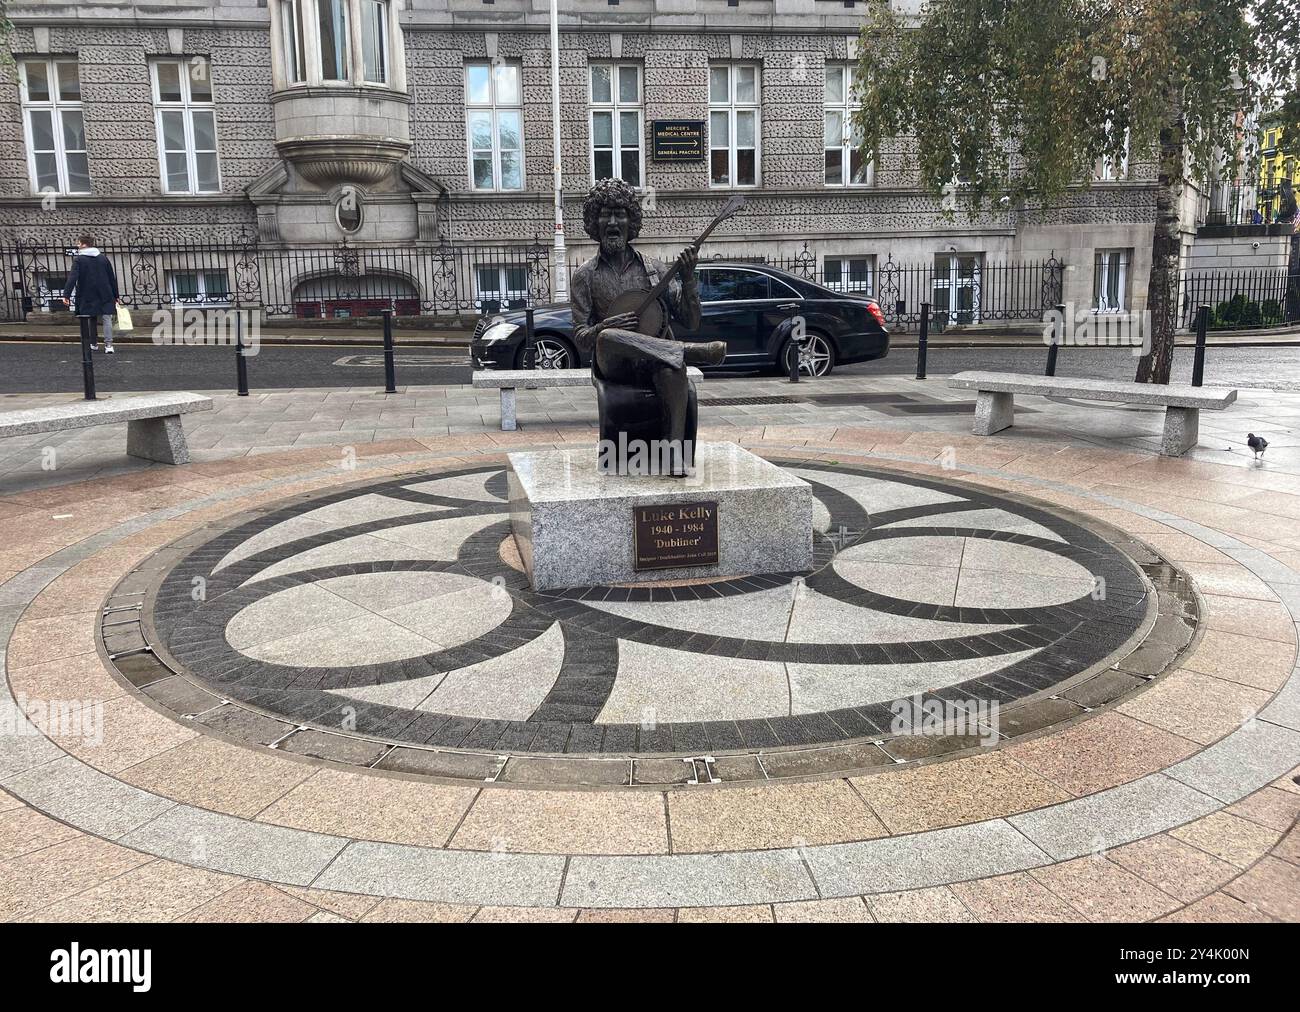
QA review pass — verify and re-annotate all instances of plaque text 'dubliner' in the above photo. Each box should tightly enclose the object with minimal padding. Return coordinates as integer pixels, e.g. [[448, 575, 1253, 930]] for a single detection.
[[633, 501, 719, 570]]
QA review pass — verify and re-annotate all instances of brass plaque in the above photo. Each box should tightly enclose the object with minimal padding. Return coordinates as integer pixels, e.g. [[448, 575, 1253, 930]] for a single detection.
[[633, 501, 719, 570]]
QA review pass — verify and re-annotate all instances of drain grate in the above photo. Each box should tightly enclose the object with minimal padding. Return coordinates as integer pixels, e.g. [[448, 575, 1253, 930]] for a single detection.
[[685, 755, 720, 785], [808, 392, 915, 406], [889, 402, 982, 415], [699, 395, 801, 407]]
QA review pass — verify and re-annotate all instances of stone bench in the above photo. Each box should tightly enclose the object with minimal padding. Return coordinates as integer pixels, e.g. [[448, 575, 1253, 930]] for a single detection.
[[0, 392, 213, 465], [472, 367, 703, 431], [947, 371, 1237, 456]]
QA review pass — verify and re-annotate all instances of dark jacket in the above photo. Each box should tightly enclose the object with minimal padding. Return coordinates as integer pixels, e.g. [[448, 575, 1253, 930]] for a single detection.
[[63, 248, 119, 317]]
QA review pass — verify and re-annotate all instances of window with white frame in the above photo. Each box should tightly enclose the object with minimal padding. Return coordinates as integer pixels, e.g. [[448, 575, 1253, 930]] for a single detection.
[[318, 0, 350, 81], [709, 64, 759, 187], [279, 0, 308, 82], [466, 62, 524, 191], [360, 0, 389, 84], [1093, 248, 1130, 312], [933, 252, 982, 324], [475, 264, 528, 312], [824, 255, 874, 293], [32, 271, 72, 312], [275, 0, 392, 86], [824, 64, 871, 186], [152, 60, 220, 194], [167, 270, 232, 306], [589, 63, 642, 185], [1096, 125, 1130, 181], [19, 58, 89, 195]]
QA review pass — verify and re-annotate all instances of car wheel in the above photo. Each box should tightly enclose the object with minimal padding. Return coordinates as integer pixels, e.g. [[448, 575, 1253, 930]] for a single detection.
[[781, 331, 836, 377], [516, 334, 577, 370]]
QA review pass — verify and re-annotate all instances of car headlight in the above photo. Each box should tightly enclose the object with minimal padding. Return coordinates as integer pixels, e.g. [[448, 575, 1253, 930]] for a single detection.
[[480, 320, 519, 345]]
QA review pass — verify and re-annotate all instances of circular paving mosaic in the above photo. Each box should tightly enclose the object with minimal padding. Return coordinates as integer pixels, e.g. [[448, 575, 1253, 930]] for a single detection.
[[110, 456, 1201, 785]]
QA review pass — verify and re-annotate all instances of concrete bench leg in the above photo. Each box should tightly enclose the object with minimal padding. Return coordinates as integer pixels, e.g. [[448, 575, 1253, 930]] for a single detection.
[[499, 387, 517, 431], [126, 415, 191, 465], [972, 390, 1014, 436], [1161, 406, 1199, 457]]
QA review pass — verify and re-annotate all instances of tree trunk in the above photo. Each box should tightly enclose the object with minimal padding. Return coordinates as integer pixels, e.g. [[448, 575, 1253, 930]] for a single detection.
[[1136, 87, 1184, 385]]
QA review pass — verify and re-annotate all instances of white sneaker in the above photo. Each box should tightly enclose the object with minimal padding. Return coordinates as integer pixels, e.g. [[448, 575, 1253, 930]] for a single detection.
[[89, 343, 98, 350], [105, 346, 115, 354]]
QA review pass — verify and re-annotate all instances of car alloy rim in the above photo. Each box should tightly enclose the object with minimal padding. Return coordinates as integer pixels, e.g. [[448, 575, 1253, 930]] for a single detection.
[[534, 338, 572, 369], [789, 334, 831, 376]]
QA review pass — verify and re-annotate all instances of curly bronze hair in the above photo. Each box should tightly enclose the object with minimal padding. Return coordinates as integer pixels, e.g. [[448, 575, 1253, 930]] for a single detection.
[[582, 178, 643, 242]]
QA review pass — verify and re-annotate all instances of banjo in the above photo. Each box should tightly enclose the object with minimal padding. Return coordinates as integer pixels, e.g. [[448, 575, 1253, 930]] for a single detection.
[[605, 193, 747, 338]]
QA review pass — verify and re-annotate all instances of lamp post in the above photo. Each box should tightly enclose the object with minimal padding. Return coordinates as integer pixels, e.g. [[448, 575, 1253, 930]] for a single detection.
[[549, 0, 568, 303]]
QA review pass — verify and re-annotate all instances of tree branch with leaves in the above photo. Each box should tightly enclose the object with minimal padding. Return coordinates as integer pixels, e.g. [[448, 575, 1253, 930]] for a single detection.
[[855, 0, 1298, 383]]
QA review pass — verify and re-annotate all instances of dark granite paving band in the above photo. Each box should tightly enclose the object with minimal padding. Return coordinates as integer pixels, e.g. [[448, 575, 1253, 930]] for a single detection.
[[126, 460, 1188, 769]]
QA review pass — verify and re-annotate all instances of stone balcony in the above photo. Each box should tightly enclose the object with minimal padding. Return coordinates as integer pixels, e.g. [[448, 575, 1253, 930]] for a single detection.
[[272, 86, 412, 191]]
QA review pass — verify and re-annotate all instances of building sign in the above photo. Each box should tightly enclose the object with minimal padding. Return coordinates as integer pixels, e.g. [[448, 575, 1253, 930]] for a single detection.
[[651, 120, 706, 162], [633, 501, 719, 570]]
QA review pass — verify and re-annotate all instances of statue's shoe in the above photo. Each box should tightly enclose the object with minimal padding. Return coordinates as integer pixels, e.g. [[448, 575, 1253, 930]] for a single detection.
[[684, 340, 727, 366]]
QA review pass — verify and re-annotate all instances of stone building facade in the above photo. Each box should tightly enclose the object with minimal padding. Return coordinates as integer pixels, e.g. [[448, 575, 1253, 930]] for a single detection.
[[1, 0, 1168, 320]]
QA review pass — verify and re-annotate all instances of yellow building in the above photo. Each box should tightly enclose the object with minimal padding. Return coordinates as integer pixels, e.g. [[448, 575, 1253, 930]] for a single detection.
[[1259, 112, 1298, 223]]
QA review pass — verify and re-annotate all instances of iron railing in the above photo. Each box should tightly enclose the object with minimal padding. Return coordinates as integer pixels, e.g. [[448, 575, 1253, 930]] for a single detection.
[[4, 232, 1074, 334], [700, 245, 1066, 331], [1, 229, 553, 322], [1179, 267, 1300, 330], [1203, 185, 1295, 227]]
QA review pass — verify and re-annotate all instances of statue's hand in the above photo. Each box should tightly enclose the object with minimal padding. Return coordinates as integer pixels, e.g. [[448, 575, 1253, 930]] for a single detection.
[[601, 311, 639, 333], [678, 247, 698, 279]]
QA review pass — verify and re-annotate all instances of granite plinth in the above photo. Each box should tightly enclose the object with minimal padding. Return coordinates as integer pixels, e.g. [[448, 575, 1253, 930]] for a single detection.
[[507, 442, 814, 591]]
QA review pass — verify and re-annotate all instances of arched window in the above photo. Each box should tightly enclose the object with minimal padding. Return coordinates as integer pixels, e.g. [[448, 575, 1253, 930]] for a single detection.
[[293, 273, 418, 318]]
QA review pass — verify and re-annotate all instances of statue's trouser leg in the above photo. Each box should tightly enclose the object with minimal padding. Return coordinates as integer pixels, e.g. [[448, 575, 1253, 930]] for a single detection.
[[651, 366, 689, 472], [596, 329, 689, 474]]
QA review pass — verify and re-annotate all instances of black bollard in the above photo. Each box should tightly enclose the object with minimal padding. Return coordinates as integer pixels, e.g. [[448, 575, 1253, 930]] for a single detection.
[[916, 302, 929, 380], [1045, 303, 1064, 377], [524, 307, 536, 370], [78, 315, 96, 400], [235, 312, 250, 397], [1191, 304, 1209, 387], [382, 309, 397, 394]]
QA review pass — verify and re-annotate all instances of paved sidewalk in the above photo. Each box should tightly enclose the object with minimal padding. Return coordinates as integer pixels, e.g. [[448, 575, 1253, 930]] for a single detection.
[[0, 374, 1297, 923], [0, 372, 1295, 491]]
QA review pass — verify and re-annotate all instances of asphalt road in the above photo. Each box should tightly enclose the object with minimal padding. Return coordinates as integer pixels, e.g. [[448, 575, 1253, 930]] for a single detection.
[[2, 340, 1299, 395]]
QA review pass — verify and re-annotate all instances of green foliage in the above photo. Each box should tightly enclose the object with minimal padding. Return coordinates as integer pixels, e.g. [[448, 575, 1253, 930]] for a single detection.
[[1210, 294, 1283, 329], [854, 0, 1300, 213]]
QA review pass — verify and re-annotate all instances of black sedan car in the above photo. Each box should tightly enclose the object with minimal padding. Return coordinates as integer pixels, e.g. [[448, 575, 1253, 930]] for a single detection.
[[470, 261, 889, 376]]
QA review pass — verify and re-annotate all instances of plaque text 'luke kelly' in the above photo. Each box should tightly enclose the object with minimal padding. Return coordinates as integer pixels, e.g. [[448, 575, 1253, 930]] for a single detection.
[[633, 501, 719, 571]]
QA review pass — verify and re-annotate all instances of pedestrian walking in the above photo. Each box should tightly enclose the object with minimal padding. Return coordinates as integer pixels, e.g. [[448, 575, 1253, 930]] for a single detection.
[[62, 234, 121, 354]]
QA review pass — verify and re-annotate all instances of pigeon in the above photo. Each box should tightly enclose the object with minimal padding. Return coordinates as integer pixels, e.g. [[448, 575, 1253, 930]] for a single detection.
[[1247, 433, 1268, 460]]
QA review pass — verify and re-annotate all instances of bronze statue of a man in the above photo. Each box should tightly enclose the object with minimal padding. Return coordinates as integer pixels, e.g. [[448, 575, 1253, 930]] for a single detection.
[[571, 179, 725, 476]]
